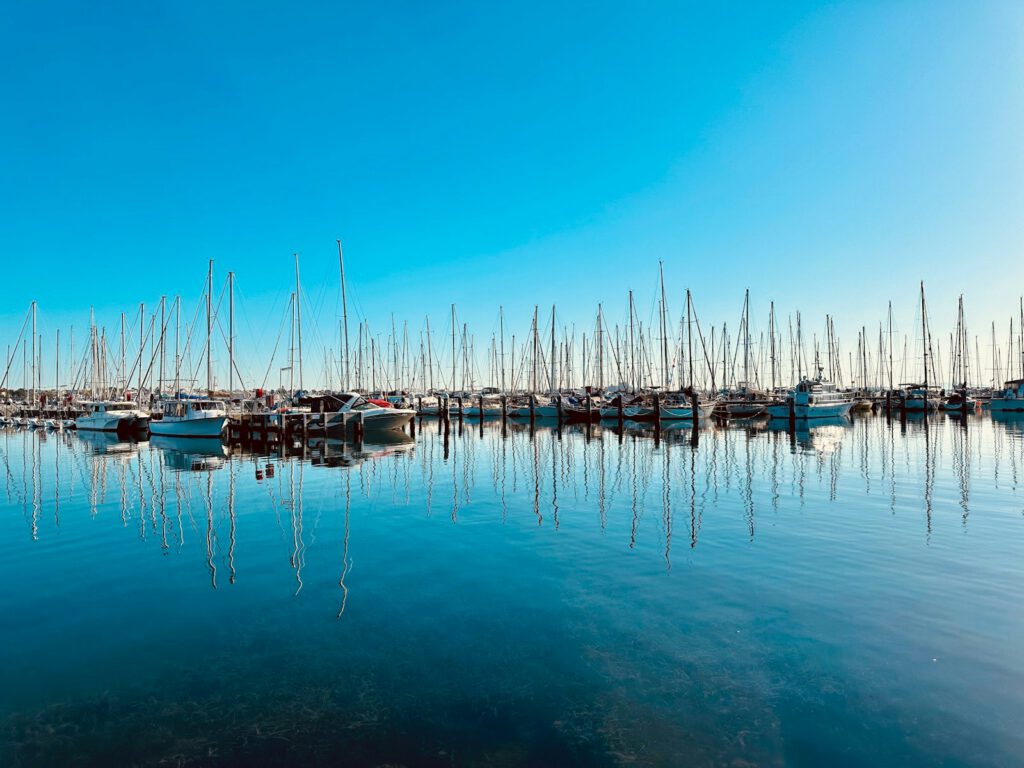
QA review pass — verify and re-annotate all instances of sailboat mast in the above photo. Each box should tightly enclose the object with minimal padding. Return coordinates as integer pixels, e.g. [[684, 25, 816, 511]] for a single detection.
[[686, 290, 694, 389], [228, 272, 235, 394], [159, 297, 166, 395], [337, 240, 351, 387], [628, 291, 636, 391], [659, 262, 668, 389], [920, 282, 929, 410], [532, 306, 539, 394], [175, 297, 181, 395], [207, 261, 213, 396], [499, 306, 506, 394], [743, 289, 750, 386], [550, 305, 556, 393], [293, 254, 303, 392], [30, 301, 36, 405]]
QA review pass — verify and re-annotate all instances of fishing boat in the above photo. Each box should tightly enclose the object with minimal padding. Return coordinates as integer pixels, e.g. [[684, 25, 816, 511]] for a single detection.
[[767, 370, 854, 420], [75, 401, 150, 432], [150, 398, 229, 438], [990, 379, 1024, 412]]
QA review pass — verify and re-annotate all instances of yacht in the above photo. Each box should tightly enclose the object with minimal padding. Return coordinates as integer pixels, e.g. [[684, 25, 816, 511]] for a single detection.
[[767, 371, 854, 420], [75, 401, 150, 433], [150, 399, 229, 438], [314, 392, 415, 432]]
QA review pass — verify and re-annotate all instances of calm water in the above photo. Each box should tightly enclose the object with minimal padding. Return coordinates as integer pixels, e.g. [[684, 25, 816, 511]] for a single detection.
[[2, 414, 1023, 767]]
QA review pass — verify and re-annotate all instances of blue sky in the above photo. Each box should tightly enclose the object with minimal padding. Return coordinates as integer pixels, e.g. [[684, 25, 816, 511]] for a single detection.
[[1, 1, 1022, 389]]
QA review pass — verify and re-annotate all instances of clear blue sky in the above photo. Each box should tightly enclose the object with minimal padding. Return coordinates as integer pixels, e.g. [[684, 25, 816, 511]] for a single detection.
[[2, 1, 1022, 389]]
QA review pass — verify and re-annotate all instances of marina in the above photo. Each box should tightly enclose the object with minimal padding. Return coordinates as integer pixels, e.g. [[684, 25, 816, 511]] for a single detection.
[[5, 2, 1023, 764]]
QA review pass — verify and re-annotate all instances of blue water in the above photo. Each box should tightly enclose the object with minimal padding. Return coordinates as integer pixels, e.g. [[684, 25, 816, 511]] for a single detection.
[[1, 414, 1022, 766]]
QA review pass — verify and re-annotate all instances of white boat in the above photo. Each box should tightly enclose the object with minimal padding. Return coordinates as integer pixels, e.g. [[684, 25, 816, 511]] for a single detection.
[[75, 401, 150, 432], [150, 399, 228, 438], [319, 392, 415, 432], [767, 372, 854, 420], [990, 379, 1024, 412]]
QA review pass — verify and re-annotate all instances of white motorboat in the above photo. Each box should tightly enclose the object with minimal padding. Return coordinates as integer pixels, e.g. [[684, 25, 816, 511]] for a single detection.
[[990, 379, 1024, 412], [75, 401, 150, 432], [150, 399, 228, 438], [317, 392, 415, 432], [767, 372, 854, 420]]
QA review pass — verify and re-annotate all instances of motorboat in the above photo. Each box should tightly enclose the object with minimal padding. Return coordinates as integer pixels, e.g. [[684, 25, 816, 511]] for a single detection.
[[75, 401, 150, 433], [990, 379, 1024, 412], [150, 398, 228, 438], [314, 392, 414, 432], [767, 371, 854, 420]]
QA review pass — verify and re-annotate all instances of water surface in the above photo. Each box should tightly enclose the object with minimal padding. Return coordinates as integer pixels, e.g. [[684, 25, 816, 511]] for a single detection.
[[2, 414, 1022, 766]]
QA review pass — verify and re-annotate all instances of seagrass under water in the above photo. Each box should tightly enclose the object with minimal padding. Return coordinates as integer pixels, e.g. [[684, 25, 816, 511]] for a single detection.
[[1, 413, 1022, 766]]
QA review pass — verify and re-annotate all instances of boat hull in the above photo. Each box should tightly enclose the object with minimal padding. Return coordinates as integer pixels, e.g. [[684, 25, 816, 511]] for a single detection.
[[768, 402, 853, 420], [150, 416, 228, 438], [75, 415, 149, 432], [990, 399, 1024, 412], [326, 409, 415, 432]]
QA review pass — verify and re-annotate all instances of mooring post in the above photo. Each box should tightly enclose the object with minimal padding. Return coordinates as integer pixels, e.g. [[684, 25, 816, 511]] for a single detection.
[[653, 392, 661, 433], [556, 394, 563, 422], [617, 396, 624, 426], [689, 388, 700, 429], [478, 394, 485, 424], [456, 395, 464, 422], [500, 394, 507, 423], [529, 394, 536, 424]]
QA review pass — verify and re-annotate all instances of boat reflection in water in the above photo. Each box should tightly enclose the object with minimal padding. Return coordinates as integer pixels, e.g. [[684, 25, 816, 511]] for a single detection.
[[74, 429, 146, 456], [766, 414, 852, 453], [150, 435, 229, 472], [306, 431, 415, 468]]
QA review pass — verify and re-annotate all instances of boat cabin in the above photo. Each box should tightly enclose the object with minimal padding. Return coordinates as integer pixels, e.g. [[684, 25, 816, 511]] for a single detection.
[[159, 399, 227, 419], [85, 401, 138, 414], [999, 379, 1024, 399]]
